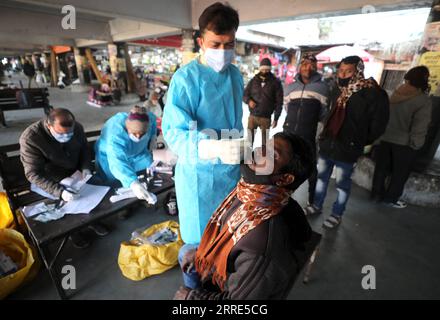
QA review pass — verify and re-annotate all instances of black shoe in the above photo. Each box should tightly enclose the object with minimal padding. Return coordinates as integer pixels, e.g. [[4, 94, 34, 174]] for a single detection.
[[88, 223, 110, 236], [70, 232, 90, 249]]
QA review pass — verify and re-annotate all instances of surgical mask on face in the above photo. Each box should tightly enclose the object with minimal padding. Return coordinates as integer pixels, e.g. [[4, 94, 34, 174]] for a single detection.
[[204, 48, 235, 73], [50, 128, 73, 143], [129, 133, 142, 143]]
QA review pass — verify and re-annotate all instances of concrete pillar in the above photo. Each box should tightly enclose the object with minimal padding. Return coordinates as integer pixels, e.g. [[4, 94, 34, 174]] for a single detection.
[[50, 48, 58, 87], [71, 47, 91, 92], [413, 0, 440, 172], [182, 29, 196, 65], [73, 47, 87, 85], [122, 43, 136, 93], [85, 48, 104, 84], [107, 43, 118, 83], [111, 42, 135, 93]]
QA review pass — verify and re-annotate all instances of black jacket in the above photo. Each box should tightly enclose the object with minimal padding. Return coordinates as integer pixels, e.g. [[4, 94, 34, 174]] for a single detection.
[[186, 198, 318, 300], [23, 62, 35, 77], [283, 73, 330, 142], [319, 85, 390, 163], [243, 72, 283, 121]]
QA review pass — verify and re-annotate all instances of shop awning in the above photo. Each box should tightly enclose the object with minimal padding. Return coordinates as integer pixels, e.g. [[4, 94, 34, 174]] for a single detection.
[[316, 45, 373, 63], [133, 35, 182, 49]]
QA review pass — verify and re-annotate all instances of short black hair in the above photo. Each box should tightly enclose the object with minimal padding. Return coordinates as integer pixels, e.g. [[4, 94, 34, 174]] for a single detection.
[[274, 132, 315, 191], [47, 108, 75, 127], [405, 66, 430, 93], [337, 55, 362, 69], [340, 55, 362, 66], [199, 2, 239, 35]]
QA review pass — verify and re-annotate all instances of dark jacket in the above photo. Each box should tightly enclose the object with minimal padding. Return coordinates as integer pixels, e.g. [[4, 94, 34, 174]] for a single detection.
[[243, 72, 283, 121], [319, 85, 390, 163], [283, 73, 330, 142], [23, 62, 35, 77], [186, 198, 314, 300], [19, 119, 91, 197]]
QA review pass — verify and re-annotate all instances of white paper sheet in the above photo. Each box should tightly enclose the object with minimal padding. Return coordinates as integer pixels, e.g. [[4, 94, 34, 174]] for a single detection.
[[23, 183, 110, 221], [23, 202, 51, 218], [58, 184, 110, 215], [59, 170, 92, 192], [30, 171, 92, 200]]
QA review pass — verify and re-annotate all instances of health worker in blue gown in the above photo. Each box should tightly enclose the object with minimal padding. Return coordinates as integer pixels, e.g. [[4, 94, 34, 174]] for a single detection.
[[95, 106, 157, 203], [162, 3, 245, 247]]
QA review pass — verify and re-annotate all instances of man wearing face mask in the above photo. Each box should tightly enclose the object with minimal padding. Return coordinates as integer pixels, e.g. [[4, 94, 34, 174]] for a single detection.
[[174, 133, 316, 300], [306, 56, 389, 229], [20, 108, 108, 248], [243, 58, 283, 148], [162, 2, 244, 249], [283, 54, 329, 210], [95, 106, 157, 204]]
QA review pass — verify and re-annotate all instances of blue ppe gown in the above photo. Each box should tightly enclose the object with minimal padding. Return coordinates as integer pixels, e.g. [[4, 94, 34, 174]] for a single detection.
[[95, 112, 157, 187], [162, 59, 244, 244]]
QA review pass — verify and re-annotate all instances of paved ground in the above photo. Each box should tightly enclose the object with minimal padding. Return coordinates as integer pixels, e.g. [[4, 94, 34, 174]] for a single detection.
[[7, 180, 440, 300], [3, 73, 440, 300]]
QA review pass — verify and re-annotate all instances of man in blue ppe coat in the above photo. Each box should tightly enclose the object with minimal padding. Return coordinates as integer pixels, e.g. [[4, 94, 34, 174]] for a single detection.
[[95, 106, 157, 203], [162, 2, 244, 251]]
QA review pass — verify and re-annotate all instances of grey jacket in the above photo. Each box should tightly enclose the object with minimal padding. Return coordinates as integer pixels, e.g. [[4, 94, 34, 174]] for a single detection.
[[19, 119, 91, 198], [381, 93, 432, 150]]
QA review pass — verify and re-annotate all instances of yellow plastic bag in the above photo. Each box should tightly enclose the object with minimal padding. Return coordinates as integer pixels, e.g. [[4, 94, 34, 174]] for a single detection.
[[0, 229, 35, 299], [118, 220, 183, 281], [0, 192, 14, 229]]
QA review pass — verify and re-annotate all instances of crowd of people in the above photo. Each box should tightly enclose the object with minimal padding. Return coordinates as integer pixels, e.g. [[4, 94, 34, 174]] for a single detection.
[[14, 1, 433, 300]]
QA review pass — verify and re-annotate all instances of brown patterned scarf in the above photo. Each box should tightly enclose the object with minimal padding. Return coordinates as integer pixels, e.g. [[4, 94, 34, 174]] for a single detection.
[[195, 178, 291, 290], [326, 60, 378, 138]]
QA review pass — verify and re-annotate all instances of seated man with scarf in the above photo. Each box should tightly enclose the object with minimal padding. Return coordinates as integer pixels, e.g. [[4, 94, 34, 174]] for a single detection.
[[174, 132, 317, 300]]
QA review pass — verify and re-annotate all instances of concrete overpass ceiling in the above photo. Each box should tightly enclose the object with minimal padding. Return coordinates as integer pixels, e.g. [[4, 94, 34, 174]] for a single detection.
[[192, 0, 432, 27], [237, 6, 432, 47], [109, 18, 181, 43], [6, 0, 193, 28], [0, 1, 113, 48], [0, 0, 114, 22], [0, 0, 434, 54], [0, 0, 188, 54]]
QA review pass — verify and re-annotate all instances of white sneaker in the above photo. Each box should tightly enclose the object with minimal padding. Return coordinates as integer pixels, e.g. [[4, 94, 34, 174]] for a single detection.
[[385, 200, 408, 209]]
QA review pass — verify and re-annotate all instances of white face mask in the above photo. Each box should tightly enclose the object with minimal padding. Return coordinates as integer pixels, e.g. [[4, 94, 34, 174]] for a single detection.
[[204, 48, 235, 73], [129, 133, 141, 143], [129, 133, 148, 143], [50, 128, 73, 143]]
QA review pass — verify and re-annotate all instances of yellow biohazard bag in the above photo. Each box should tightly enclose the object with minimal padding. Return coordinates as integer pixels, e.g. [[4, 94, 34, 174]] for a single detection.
[[0, 192, 14, 229], [0, 228, 35, 299], [118, 220, 183, 281]]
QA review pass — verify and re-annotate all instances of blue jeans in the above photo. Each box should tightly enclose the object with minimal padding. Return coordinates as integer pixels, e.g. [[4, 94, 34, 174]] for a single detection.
[[178, 244, 201, 289], [313, 155, 355, 217]]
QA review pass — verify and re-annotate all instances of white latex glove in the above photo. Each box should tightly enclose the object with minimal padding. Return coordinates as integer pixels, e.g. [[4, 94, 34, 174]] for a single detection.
[[61, 189, 79, 202], [130, 181, 158, 205], [198, 139, 247, 165], [82, 169, 92, 179]]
